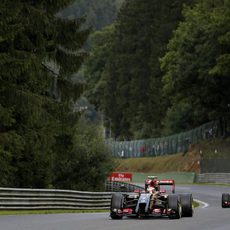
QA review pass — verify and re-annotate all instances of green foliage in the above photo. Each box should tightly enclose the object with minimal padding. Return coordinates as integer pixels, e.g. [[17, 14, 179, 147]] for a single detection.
[[85, 0, 194, 139], [0, 0, 116, 190], [84, 25, 115, 109], [53, 120, 114, 191], [161, 0, 230, 135], [162, 100, 207, 135]]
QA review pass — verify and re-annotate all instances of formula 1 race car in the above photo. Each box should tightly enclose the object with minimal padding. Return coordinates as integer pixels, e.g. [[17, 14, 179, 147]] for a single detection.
[[222, 193, 230, 208], [110, 176, 193, 219]]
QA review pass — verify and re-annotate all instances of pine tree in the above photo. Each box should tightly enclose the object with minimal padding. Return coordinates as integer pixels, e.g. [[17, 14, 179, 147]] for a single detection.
[[0, 0, 90, 187]]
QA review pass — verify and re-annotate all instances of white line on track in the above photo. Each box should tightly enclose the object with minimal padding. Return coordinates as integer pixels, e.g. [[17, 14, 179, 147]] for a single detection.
[[194, 199, 209, 208]]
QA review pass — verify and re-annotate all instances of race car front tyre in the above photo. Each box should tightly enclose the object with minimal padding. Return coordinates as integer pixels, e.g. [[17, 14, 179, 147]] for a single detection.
[[222, 193, 229, 208], [110, 193, 124, 219], [168, 194, 182, 219], [180, 194, 193, 217]]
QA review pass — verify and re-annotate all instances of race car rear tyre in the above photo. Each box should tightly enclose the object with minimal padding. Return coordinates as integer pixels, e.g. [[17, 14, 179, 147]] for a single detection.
[[222, 193, 229, 208], [110, 193, 124, 219], [180, 194, 193, 217], [168, 194, 182, 219]]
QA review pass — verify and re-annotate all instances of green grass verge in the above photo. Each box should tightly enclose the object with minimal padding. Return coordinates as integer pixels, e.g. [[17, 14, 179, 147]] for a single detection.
[[0, 209, 109, 215], [193, 201, 199, 208]]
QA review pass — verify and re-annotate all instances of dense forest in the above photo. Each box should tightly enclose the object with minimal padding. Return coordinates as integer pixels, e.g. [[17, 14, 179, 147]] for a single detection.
[[0, 0, 229, 189], [0, 0, 114, 190], [84, 0, 230, 140]]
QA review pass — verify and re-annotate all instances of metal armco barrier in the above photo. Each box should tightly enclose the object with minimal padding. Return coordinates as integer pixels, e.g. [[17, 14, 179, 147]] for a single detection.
[[0, 187, 112, 210], [197, 173, 230, 184], [200, 158, 230, 173], [0, 183, 143, 210]]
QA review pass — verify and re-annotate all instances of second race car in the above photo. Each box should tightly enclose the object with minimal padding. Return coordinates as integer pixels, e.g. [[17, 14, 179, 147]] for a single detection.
[[222, 193, 230, 208]]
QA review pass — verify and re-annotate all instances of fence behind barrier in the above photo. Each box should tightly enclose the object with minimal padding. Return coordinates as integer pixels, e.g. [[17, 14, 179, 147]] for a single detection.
[[106, 121, 220, 158]]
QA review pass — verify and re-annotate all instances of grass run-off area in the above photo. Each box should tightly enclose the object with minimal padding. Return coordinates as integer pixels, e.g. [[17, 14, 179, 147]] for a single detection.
[[0, 209, 109, 215]]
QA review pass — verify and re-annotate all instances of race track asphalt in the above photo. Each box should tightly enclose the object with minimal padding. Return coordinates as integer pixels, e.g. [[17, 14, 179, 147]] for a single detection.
[[0, 185, 229, 230]]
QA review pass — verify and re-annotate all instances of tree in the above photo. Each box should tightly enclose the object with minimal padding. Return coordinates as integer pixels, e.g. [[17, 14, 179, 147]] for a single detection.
[[86, 0, 194, 139], [161, 0, 230, 135], [53, 119, 114, 191], [84, 25, 115, 110], [0, 0, 90, 187]]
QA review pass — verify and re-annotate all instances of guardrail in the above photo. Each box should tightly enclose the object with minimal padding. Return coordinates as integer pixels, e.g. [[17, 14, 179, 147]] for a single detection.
[[0, 183, 143, 210], [0, 187, 112, 210], [197, 173, 230, 184]]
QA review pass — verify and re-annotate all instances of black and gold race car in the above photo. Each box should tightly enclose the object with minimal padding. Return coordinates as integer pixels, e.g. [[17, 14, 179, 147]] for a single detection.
[[110, 176, 194, 219]]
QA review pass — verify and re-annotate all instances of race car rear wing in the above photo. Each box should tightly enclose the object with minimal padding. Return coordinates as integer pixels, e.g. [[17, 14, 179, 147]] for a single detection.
[[155, 179, 175, 193]]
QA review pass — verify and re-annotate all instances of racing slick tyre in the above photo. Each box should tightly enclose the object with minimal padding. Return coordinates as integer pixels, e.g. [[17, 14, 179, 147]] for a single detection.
[[180, 194, 194, 217], [168, 194, 182, 219], [222, 193, 229, 208], [110, 193, 124, 219]]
